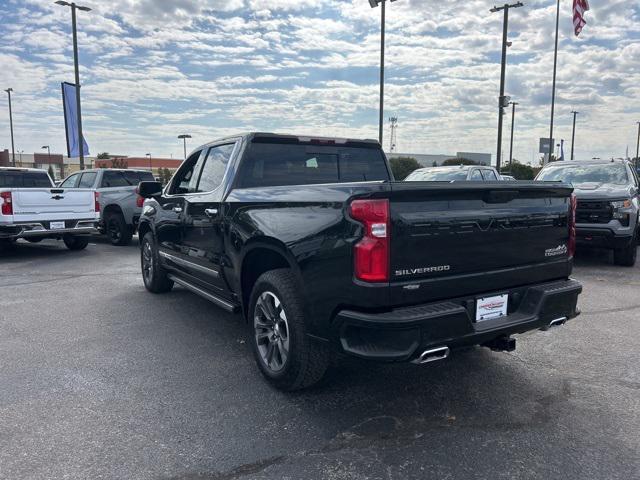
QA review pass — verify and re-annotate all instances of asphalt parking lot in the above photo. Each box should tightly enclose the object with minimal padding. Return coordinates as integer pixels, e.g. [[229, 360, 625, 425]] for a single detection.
[[1, 238, 639, 480]]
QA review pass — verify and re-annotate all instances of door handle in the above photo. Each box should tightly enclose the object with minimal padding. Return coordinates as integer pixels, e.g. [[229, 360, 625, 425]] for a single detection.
[[204, 208, 218, 218], [173, 206, 183, 213]]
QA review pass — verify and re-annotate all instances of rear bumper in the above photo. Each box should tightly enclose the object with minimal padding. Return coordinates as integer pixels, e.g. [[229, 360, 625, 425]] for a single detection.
[[0, 220, 98, 239], [334, 279, 582, 362], [576, 227, 633, 249]]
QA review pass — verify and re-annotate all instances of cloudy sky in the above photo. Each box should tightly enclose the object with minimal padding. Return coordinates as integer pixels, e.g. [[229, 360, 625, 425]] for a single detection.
[[0, 0, 638, 164]]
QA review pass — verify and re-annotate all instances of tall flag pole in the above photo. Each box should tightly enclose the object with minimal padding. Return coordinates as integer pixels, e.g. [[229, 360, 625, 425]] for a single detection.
[[547, 0, 561, 165]]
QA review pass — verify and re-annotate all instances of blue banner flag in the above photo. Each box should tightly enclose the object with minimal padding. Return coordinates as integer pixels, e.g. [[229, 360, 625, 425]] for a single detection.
[[61, 82, 89, 158]]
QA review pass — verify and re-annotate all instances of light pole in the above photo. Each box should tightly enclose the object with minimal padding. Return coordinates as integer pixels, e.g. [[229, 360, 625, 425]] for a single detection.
[[369, 0, 398, 146], [4, 88, 15, 167], [508, 101, 518, 168], [570, 111, 579, 160], [491, 2, 524, 173], [547, 0, 561, 166], [178, 134, 192, 160], [146, 153, 152, 173], [635, 121, 640, 169], [55, 1, 91, 171]]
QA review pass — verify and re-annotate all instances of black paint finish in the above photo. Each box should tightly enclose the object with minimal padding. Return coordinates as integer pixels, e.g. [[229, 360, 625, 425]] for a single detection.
[[139, 133, 581, 359]]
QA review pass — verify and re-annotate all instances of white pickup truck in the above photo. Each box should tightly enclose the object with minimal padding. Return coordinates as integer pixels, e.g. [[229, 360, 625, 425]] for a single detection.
[[0, 167, 99, 250]]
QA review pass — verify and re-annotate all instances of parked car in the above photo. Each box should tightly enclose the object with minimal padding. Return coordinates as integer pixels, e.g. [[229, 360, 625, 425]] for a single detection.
[[536, 159, 639, 266], [59, 168, 155, 245], [137, 133, 582, 390], [501, 174, 516, 181], [0, 167, 98, 250], [405, 165, 502, 182]]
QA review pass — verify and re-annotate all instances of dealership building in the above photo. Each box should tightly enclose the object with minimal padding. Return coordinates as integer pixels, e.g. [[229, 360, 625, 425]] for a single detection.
[[0, 149, 182, 180]]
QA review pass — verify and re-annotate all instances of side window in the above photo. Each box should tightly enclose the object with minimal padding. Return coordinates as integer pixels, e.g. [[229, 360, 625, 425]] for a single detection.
[[196, 144, 235, 193], [60, 173, 80, 188], [470, 170, 483, 181], [124, 171, 142, 186], [170, 150, 203, 195], [78, 172, 97, 188], [101, 170, 129, 188], [482, 169, 498, 181]]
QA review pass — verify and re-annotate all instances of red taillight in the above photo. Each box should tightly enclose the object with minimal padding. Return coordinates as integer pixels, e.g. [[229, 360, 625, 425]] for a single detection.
[[350, 199, 390, 283], [136, 195, 144, 208], [1, 191, 13, 215], [94, 192, 100, 213], [568, 193, 577, 258]]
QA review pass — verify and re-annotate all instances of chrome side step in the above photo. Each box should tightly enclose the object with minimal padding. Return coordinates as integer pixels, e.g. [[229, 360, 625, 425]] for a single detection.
[[167, 274, 239, 313], [411, 346, 450, 364]]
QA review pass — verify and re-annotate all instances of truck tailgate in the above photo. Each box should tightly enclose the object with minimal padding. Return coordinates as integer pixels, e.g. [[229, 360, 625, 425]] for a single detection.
[[11, 188, 96, 221], [387, 182, 573, 305]]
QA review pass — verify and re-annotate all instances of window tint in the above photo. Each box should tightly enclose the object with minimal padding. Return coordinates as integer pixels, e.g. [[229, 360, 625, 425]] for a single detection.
[[469, 170, 483, 181], [138, 171, 155, 182], [101, 170, 129, 188], [405, 169, 469, 181], [60, 174, 80, 188], [537, 163, 629, 185], [123, 171, 153, 185], [170, 151, 202, 194], [481, 169, 498, 181], [237, 143, 390, 188], [78, 172, 97, 188], [0, 171, 53, 188], [197, 144, 235, 192]]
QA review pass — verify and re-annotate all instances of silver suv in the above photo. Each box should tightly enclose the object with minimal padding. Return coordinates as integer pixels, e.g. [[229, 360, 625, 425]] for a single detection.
[[536, 159, 639, 266], [59, 169, 155, 246]]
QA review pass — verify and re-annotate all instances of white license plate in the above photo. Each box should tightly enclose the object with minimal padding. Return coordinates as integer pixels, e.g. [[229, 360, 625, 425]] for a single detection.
[[50, 221, 66, 230], [476, 294, 508, 321]]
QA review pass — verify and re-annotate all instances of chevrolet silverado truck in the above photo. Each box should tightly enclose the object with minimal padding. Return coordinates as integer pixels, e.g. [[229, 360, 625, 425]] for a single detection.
[[0, 167, 99, 250], [137, 133, 582, 390], [536, 159, 639, 266], [59, 168, 155, 246]]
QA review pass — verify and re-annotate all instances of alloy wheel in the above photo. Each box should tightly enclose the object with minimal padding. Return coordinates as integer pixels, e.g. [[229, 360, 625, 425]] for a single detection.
[[254, 291, 290, 373], [142, 240, 154, 283]]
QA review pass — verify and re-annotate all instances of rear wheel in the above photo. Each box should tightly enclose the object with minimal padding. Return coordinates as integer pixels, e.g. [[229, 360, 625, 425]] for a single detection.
[[248, 269, 329, 391], [614, 232, 638, 267], [141, 232, 173, 293], [106, 212, 133, 246], [63, 235, 89, 251]]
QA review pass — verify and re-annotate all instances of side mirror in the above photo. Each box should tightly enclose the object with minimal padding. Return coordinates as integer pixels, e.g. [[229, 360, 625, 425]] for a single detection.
[[137, 181, 163, 198]]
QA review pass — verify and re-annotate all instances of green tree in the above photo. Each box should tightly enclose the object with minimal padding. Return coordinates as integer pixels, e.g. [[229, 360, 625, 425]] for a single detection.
[[160, 168, 172, 185], [442, 158, 478, 166], [389, 157, 421, 180], [97, 152, 110, 159], [502, 160, 539, 180], [47, 165, 56, 181]]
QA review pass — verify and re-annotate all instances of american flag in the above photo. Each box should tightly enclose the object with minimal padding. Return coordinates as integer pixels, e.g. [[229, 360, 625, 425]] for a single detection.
[[573, 0, 590, 36]]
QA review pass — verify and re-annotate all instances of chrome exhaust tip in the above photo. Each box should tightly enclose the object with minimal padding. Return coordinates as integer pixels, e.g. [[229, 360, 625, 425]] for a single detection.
[[548, 316, 568, 328], [412, 346, 450, 365]]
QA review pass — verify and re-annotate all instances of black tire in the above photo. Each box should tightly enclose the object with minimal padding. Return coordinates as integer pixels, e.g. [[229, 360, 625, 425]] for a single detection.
[[248, 269, 329, 391], [25, 237, 43, 243], [63, 235, 89, 251], [106, 212, 133, 246], [614, 233, 638, 267], [0, 238, 16, 250], [141, 232, 174, 293]]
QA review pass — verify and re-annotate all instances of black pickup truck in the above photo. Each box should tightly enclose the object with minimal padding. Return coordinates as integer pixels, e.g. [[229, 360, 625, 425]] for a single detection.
[[137, 133, 582, 390]]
